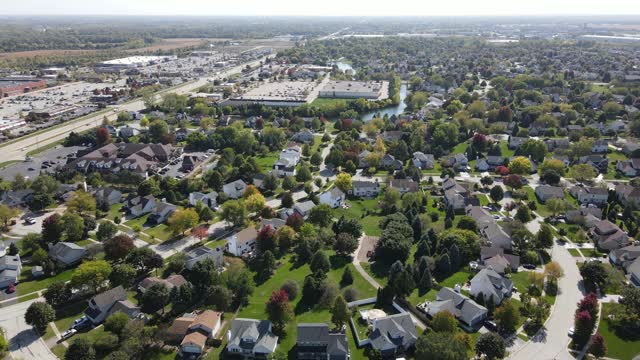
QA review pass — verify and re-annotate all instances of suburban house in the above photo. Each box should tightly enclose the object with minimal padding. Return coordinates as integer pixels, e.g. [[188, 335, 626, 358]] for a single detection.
[[628, 258, 640, 288], [469, 268, 514, 304], [444, 153, 469, 171], [296, 323, 349, 360], [185, 246, 224, 270], [0, 189, 34, 207], [181, 155, 200, 172], [570, 186, 609, 206], [591, 220, 629, 251], [475, 156, 506, 172], [226, 319, 279, 358], [273, 148, 301, 177], [189, 191, 218, 209], [0, 255, 21, 288], [223, 179, 248, 199], [227, 227, 258, 257], [68, 142, 176, 176], [292, 129, 314, 143], [125, 195, 157, 217], [148, 201, 177, 225], [592, 139, 609, 153], [616, 159, 640, 177], [367, 313, 418, 356], [615, 184, 640, 206], [465, 206, 494, 228], [93, 187, 123, 206], [85, 286, 141, 325], [481, 223, 512, 250], [382, 131, 404, 142], [566, 207, 602, 227], [48, 242, 86, 267], [508, 136, 527, 150], [426, 287, 488, 328], [609, 245, 640, 269], [138, 274, 187, 293], [358, 150, 372, 168], [349, 180, 381, 198], [534, 185, 565, 203], [175, 311, 222, 356], [294, 201, 316, 218], [479, 247, 520, 274], [259, 218, 286, 230], [578, 155, 608, 174], [389, 179, 419, 194], [443, 180, 475, 213], [381, 154, 403, 170], [319, 187, 345, 208], [412, 152, 435, 170]]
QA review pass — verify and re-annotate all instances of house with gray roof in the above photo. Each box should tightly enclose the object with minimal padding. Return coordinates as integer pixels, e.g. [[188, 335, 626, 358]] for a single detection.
[[0, 255, 21, 289], [534, 185, 565, 203], [189, 191, 218, 209], [148, 200, 177, 225], [479, 247, 520, 274], [389, 179, 419, 194], [628, 258, 640, 288], [319, 187, 345, 208], [480, 222, 512, 251], [185, 246, 224, 270], [412, 152, 435, 170], [294, 200, 316, 219], [367, 313, 417, 356], [48, 242, 86, 267], [0, 189, 34, 208], [591, 220, 629, 251], [610, 245, 640, 270], [296, 323, 349, 360], [85, 286, 140, 324], [381, 154, 403, 170], [426, 288, 488, 328], [227, 227, 258, 257], [223, 179, 248, 199], [125, 195, 157, 217], [470, 268, 514, 304], [226, 318, 278, 358], [350, 180, 381, 198], [566, 207, 602, 227], [570, 186, 609, 206], [578, 155, 609, 174], [93, 187, 122, 206]]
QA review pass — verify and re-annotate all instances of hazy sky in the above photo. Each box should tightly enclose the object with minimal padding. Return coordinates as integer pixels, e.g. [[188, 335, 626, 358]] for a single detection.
[[3, 0, 640, 16]]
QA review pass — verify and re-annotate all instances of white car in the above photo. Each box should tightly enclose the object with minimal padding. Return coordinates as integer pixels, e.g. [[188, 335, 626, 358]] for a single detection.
[[568, 327, 575, 337], [61, 328, 77, 340]]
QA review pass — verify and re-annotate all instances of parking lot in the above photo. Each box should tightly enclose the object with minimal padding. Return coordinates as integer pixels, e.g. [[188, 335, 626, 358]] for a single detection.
[[159, 150, 211, 178], [1, 145, 86, 181]]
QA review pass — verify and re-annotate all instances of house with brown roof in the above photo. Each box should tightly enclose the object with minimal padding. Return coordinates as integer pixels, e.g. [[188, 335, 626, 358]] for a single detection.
[[138, 274, 187, 293], [591, 220, 630, 251], [227, 227, 258, 257], [168, 310, 222, 356]]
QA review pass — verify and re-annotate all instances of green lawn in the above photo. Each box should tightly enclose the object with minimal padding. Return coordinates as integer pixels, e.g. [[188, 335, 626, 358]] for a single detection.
[[603, 263, 628, 295], [255, 152, 279, 173], [478, 194, 490, 206], [452, 142, 468, 155], [107, 203, 124, 221], [333, 198, 384, 236], [311, 98, 354, 111], [144, 224, 172, 242], [17, 268, 74, 296], [235, 253, 376, 358], [124, 214, 150, 229], [54, 300, 87, 332], [509, 271, 533, 293], [407, 270, 472, 305], [206, 239, 227, 250], [522, 186, 553, 217], [499, 141, 515, 157], [597, 303, 640, 360]]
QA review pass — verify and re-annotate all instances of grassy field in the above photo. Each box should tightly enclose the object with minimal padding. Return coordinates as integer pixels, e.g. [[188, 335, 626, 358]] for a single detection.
[[332, 198, 384, 236], [17, 268, 74, 296], [107, 203, 124, 221], [233, 253, 376, 358], [144, 224, 172, 242], [597, 303, 640, 360], [499, 141, 515, 157], [311, 98, 354, 110], [509, 271, 533, 293], [254, 152, 279, 173]]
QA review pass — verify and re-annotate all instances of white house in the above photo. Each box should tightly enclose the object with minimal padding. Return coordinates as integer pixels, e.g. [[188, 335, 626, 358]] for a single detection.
[[223, 179, 248, 199], [227, 319, 279, 358], [349, 180, 381, 198], [319, 187, 345, 208], [189, 191, 218, 209], [227, 227, 258, 257], [0, 255, 21, 288]]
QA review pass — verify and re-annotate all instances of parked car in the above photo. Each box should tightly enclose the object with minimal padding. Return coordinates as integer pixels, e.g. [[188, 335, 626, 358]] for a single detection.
[[61, 328, 77, 340], [484, 320, 498, 331], [522, 264, 536, 270], [568, 327, 575, 337], [25, 217, 36, 225], [72, 317, 91, 330]]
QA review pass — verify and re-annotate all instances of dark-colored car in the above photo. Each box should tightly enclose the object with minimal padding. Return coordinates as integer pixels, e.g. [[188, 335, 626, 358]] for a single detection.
[[6, 284, 16, 294], [522, 264, 536, 270], [484, 320, 498, 331]]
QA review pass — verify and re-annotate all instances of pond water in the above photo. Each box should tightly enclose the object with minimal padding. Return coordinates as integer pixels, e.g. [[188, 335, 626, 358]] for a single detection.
[[361, 83, 408, 121]]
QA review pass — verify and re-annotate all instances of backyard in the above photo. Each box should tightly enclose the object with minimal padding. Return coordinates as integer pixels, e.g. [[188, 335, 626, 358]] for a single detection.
[[597, 303, 640, 360]]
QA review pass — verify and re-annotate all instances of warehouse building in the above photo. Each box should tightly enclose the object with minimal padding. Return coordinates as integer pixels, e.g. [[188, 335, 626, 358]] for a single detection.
[[319, 80, 388, 100]]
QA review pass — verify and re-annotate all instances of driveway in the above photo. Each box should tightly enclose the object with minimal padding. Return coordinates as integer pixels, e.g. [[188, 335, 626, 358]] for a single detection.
[[509, 241, 583, 360], [10, 208, 65, 237], [0, 298, 57, 360]]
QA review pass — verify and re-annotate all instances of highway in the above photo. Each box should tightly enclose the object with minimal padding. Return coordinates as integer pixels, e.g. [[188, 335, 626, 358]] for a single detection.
[[0, 57, 266, 162]]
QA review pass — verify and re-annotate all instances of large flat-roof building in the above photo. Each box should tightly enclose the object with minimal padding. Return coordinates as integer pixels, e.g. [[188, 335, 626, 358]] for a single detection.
[[224, 79, 325, 107], [0, 78, 46, 97], [319, 80, 388, 100], [95, 56, 176, 72]]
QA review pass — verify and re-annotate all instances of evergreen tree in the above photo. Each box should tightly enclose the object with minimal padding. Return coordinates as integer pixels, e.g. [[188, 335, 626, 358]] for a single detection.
[[412, 217, 423, 242], [436, 253, 451, 279], [449, 244, 462, 272], [340, 266, 354, 287]]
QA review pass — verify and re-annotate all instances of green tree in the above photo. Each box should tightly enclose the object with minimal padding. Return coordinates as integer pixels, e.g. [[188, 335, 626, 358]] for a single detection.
[[335, 173, 352, 192], [310, 251, 330, 275], [70, 260, 112, 294], [490, 186, 504, 204], [61, 212, 85, 242], [331, 295, 350, 328], [508, 156, 533, 175], [536, 224, 554, 248], [141, 283, 170, 314], [475, 332, 506, 360], [109, 264, 137, 287], [309, 204, 333, 227], [220, 200, 246, 228], [334, 233, 358, 256], [265, 290, 293, 334], [148, 119, 169, 143], [0, 205, 19, 229], [167, 208, 199, 235], [104, 312, 129, 337], [515, 206, 532, 223], [66, 191, 96, 215], [104, 234, 135, 260], [25, 302, 55, 334], [431, 311, 458, 332], [415, 331, 468, 360], [569, 164, 597, 183], [44, 282, 71, 308], [494, 299, 521, 334], [96, 222, 118, 242]]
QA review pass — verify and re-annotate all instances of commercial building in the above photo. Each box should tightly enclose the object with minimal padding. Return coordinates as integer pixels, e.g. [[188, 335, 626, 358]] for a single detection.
[[0, 78, 46, 97], [319, 80, 388, 100], [95, 56, 176, 72]]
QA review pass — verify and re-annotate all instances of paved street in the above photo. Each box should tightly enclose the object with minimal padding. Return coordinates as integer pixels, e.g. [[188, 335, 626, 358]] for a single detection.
[[509, 242, 583, 360], [0, 298, 57, 360]]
